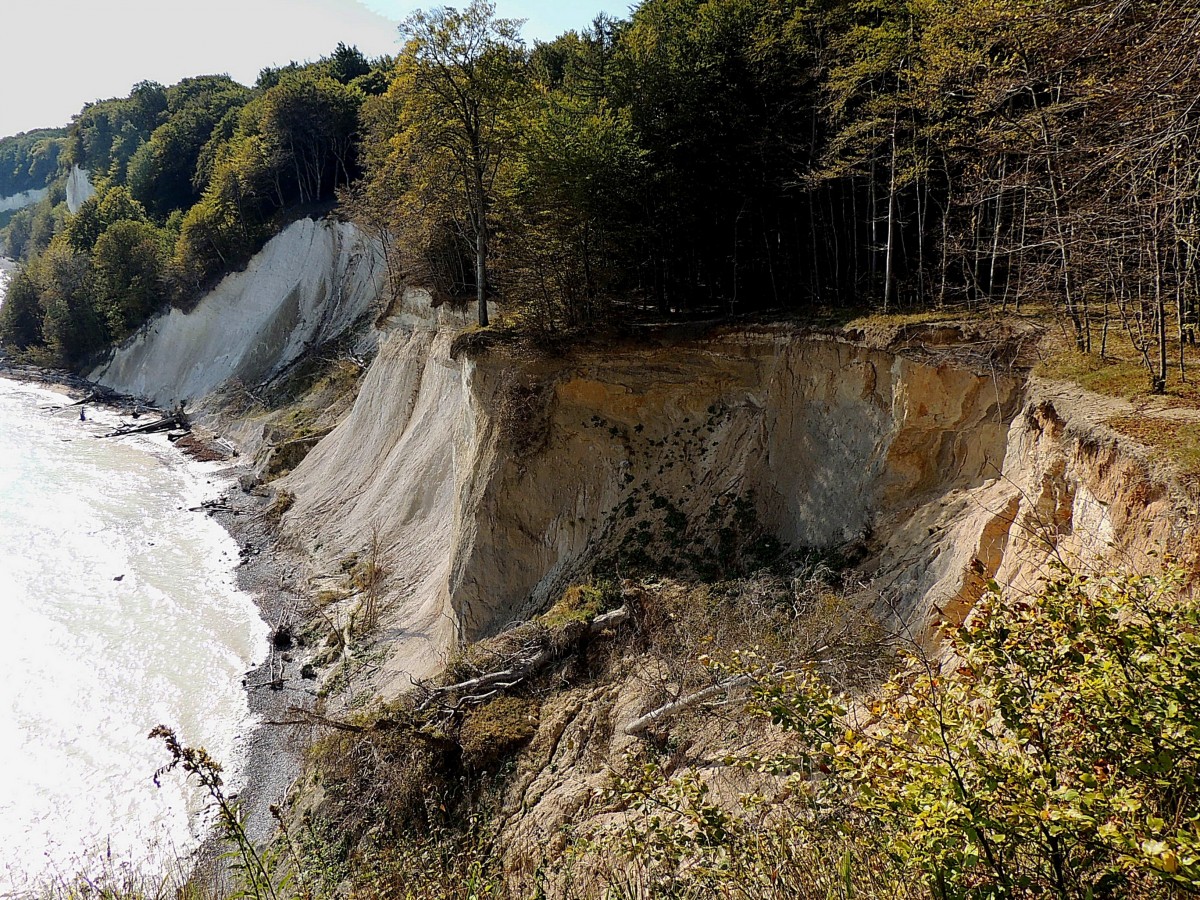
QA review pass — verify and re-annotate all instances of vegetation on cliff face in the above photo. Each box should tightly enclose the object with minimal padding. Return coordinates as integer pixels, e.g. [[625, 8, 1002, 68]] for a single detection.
[[186, 561, 1200, 899], [601, 566, 1200, 899], [0, 127, 67, 245], [4, 2, 1199, 897], [0, 127, 65, 201]]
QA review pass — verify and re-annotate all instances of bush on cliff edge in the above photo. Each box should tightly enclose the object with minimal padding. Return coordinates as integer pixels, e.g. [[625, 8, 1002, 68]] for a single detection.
[[601, 565, 1200, 899]]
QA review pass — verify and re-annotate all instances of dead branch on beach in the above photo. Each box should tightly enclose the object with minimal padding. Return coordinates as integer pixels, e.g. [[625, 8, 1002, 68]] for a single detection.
[[100, 411, 187, 438], [265, 706, 367, 733]]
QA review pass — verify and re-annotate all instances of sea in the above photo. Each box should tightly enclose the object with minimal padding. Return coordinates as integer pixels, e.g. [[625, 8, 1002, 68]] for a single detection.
[[0, 263, 269, 894]]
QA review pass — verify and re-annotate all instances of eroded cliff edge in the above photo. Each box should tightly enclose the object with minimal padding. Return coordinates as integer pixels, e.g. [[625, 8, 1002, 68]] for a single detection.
[[275, 297, 1195, 702], [90, 220, 1198, 887], [94, 225, 1196, 694]]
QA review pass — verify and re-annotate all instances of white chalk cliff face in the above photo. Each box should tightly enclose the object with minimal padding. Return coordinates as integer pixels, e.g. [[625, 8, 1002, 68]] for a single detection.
[[84, 216, 1192, 697], [280, 312, 1195, 695], [281, 289, 478, 679], [90, 219, 387, 406], [65, 166, 95, 214], [0, 187, 47, 213]]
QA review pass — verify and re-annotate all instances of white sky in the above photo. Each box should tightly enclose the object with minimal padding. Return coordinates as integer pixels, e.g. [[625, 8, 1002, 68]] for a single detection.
[[1, 0, 628, 138]]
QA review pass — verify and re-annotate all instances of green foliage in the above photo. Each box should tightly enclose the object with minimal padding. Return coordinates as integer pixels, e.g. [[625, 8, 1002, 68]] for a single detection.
[[0, 267, 43, 350], [326, 42, 373, 86], [62, 186, 148, 253], [67, 80, 168, 179], [360, 0, 527, 326], [606, 566, 1200, 898], [126, 76, 252, 218], [541, 582, 613, 629], [458, 696, 539, 771], [91, 219, 170, 337], [0, 127, 66, 198], [0, 184, 170, 363], [8, 0, 1200, 373], [171, 65, 364, 293], [0, 48, 377, 365], [34, 241, 106, 366], [2, 193, 68, 261], [251, 70, 361, 205], [496, 89, 644, 331]]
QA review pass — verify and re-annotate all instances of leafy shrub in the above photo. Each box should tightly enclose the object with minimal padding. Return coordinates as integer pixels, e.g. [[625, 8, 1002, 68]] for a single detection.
[[541, 582, 614, 630], [603, 566, 1200, 899]]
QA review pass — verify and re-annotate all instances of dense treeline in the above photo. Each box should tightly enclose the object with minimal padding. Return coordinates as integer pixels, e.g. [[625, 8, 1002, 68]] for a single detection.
[[0, 128, 65, 200], [0, 45, 389, 366], [0, 129, 66, 249], [4, 0, 1199, 385], [356, 0, 1200, 392]]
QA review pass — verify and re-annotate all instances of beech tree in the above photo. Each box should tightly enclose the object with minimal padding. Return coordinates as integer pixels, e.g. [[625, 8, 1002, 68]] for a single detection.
[[0, 269, 44, 350], [389, 0, 528, 327]]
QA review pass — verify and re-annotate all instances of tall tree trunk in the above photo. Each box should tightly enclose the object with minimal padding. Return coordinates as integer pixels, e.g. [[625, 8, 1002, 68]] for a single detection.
[[473, 205, 489, 328], [883, 115, 899, 313], [869, 146, 879, 299], [1155, 228, 1167, 393], [1032, 90, 1084, 350], [472, 151, 490, 328], [989, 157, 1007, 301]]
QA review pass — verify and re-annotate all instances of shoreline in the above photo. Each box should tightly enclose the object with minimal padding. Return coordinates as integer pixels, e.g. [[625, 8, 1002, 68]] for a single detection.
[[0, 362, 305, 888], [209, 482, 310, 850]]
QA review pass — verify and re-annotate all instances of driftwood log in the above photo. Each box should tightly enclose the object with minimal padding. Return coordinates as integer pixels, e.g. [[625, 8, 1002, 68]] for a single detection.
[[101, 412, 186, 438], [265, 706, 367, 733]]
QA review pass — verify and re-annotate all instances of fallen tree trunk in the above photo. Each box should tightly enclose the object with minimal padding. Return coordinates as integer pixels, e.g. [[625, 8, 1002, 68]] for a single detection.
[[101, 414, 185, 438], [415, 605, 632, 714], [416, 647, 558, 713], [265, 706, 366, 733], [624, 674, 754, 737]]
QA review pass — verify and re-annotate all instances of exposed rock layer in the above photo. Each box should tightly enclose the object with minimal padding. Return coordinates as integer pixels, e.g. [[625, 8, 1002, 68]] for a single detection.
[[76, 219, 1198, 891], [280, 303, 1196, 696], [0, 187, 47, 213], [86, 215, 1194, 703], [65, 166, 94, 214]]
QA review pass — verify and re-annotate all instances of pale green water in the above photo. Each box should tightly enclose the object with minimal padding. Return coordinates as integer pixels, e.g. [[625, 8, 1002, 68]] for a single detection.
[[0, 268, 268, 892]]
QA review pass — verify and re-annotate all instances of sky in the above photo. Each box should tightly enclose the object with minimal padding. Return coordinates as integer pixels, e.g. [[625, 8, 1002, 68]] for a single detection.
[[0, 0, 629, 139]]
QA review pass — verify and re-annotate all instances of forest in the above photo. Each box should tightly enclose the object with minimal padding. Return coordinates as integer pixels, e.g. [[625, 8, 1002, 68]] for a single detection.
[[0, 128, 65, 201], [2, 0, 1199, 386]]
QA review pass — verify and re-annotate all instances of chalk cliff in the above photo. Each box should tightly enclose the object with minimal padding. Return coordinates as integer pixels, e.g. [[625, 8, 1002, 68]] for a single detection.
[[80, 217, 1199, 891], [0, 187, 47, 213], [65, 166, 94, 214], [91, 218, 387, 408], [89, 219, 1194, 695], [278, 308, 1194, 696]]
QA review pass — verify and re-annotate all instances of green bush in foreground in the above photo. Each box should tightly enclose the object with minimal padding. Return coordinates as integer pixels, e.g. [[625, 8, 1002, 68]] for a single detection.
[[605, 566, 1200, 899]]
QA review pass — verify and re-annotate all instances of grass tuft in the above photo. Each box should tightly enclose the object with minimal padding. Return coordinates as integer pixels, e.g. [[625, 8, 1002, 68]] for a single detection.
[[1107, 416, 1200, 478]]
